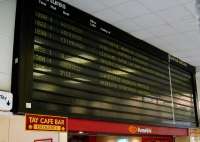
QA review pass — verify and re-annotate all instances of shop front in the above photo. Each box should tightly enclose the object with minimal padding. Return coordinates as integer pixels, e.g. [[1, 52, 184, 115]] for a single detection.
[[67, 118, 188, 142]]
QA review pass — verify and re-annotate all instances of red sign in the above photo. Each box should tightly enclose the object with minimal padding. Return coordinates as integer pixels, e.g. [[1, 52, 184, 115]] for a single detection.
[[26, 114, 67, 132], [68, 118, 188, 136]]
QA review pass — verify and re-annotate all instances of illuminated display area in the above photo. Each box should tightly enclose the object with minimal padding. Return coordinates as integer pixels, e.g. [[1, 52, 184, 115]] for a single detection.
[[12, 0, 198, 128]]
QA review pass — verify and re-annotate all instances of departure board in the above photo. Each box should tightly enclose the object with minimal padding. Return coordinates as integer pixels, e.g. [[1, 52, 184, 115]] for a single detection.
[[12, 0, 199, 128]]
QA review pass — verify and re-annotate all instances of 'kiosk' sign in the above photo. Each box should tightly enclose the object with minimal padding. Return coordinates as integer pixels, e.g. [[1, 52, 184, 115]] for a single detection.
[[26, 114, 67, 132]]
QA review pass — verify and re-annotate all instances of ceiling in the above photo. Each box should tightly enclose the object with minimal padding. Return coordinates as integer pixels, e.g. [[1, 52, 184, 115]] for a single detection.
[[63, 0, 200, 68]]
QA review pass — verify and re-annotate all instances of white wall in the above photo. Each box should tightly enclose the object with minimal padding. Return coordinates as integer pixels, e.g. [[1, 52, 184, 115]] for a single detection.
[[0, 0, 16, 91]]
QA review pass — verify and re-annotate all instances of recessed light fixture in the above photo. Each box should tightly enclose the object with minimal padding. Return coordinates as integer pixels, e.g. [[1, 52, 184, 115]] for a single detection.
[[78, 131, 84, 134]]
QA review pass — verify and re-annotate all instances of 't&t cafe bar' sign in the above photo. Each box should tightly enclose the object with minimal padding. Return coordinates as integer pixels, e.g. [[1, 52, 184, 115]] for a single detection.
[[26, 114, 67, 132]]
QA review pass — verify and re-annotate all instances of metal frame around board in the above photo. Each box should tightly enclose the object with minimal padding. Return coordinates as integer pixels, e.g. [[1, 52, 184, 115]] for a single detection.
[[12, 0, 200, 128]]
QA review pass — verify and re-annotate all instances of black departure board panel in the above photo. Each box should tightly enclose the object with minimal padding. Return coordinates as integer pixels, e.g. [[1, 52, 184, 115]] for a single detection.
[[12, 0, 199, 128]]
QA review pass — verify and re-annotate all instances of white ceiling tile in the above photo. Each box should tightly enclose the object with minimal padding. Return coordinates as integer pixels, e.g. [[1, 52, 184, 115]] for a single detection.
[[94, 9, 123, 23], [170, 19, 199, 32], [175, 42, 198, 51], [64, 0, 200, 66], [145, 24, 177, 37], [62, 0, 71, 3], [159, 46, 177, 54], [112, 1, 150, 18], [182, 31, 200, 47], [99, 0, 129, 7], [163, 37, 200, 56], [157, 34, 188, 46], [146, 38, 170, 45], [162, 43, 181, 51], [177, 0, 194, 4], [175, 49, 200, 57], [66, 0, 105, 13], [184, 2, 198, 17], [143, 37, 175, 52], [132, 14, 166, 29], [185, 30, 200, 41], [157, 6, 194, 23], [191, 57, 200, 61], [165, 17, 196, 26], [115, 19, 143, 32], [138, 0, 180, 11], [158, 35, 179, 44], [131, 30, 154, 39], [181, 56, 200, 66]]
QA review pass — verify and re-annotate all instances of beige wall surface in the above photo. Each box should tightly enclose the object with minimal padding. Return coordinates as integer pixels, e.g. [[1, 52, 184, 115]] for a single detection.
[[0, 117, 10, 142]]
